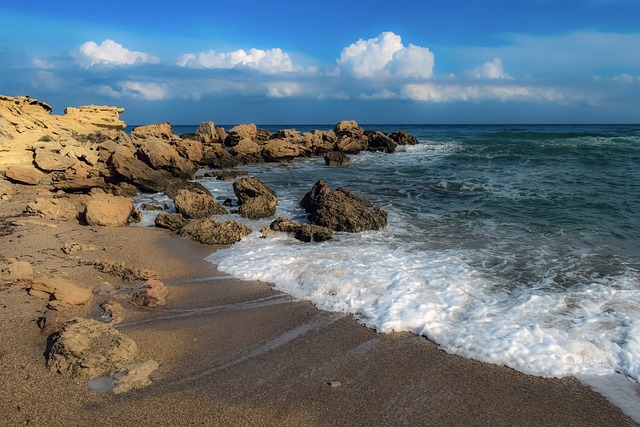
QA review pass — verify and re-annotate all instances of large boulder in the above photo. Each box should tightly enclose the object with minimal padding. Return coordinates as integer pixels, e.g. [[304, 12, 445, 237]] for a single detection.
[[180, 218, 252, 245], [0, 178, 14, 200], [305, 130, 337, 155], [130, 122, 178, 143], [269, 217, 333, 242], [154, 212, 189, 231], [109, 152, 173, 193], [34, 149, 77, 172], [0, 258, 36, 283], [137, 139, 197, 179], [334, 121, 369, 154], [233, 177, 278, 219], [225, 124, 257, 146], [195, 121, 226, 145], [324, 152, 350, 166], [365, 131, 398, 153], [84, 194, 135, 227], [230, 138, 261, 156], [300, 180, 388, 232], [389, 130, 419, 145], [29, 275, 92, 305], [4, 164, 49, 185], [174, 139, 203, 163], [174, 187, 227, 219], [261, 131, 311, 162]]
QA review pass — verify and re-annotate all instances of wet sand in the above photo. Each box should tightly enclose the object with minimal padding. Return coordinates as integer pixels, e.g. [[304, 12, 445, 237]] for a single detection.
[[0, 188, 637, 426]]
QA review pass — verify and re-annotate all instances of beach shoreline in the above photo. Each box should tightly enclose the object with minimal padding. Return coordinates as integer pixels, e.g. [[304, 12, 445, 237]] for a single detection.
[[1, 185, 637, 426]]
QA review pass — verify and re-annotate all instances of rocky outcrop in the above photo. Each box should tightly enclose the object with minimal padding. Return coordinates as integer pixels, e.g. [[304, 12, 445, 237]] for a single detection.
[[25, 197, 78, 221], [109, 152, 173, 193], [225, 124, 257, 146], [366, 131, 398, 153], [130, 122, 178, 144], [233, 177, 278, 219], [180, 218, 252, 245], [84, 193, 136, 227], [137, 139, 197, 179], [389, 130, 419, 146], [334, 120, 369, 154], [46, 317, 158, 393], [269, 217, 333, 242], [130, 278, 167, 307], [195, 121, 226, 145], [324, 152, 350, 166], [4, 164, 49, 185], [34, 149, 76, 172], [0, 258, 35, 283], [230, 138, 261, 156], [173, 187, 227, 219], [0, 178, 13, 200], [154, 212, 189, 231], [300, 180, 388, 232]]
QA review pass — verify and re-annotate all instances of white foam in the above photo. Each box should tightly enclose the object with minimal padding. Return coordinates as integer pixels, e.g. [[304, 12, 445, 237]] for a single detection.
[[208, 232, 640, 381]]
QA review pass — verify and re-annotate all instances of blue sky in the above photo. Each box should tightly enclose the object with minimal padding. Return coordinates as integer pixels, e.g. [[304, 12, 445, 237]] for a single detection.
[[1, 1, 639, 124]]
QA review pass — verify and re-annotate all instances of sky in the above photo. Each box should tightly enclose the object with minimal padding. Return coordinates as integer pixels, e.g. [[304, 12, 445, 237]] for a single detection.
[[1, 0, 639, 125]]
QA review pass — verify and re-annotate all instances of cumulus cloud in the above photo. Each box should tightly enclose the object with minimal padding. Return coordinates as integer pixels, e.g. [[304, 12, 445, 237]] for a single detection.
[[99, 81, 170, 101], [337, 32, 434, 79], [75, 39, 159, 67], [612, 74, 638, 83], [177, 48, 297, 74], [467, 58, 512, 80]]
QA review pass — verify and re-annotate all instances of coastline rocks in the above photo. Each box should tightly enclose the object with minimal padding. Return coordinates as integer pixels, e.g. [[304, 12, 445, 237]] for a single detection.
[[233, 177, 278, 219], [300, 180, 388, 232], [0, 258, 36, 283], [111, 359, 159, 394], [262, 138, 306, 162], [324, 152, 350, 166], [365, 131, 398, 153], [180, 218, 252, 245], [195, 121, 226, 145], [84, 194, 135, 227], [0, 178, 14, 200], [131, 278, 167, 308], [137, 139, 197, 180], [269, 217, 333, 242], [174, 188, 227, 219], [389, 130, 419, 146], [109, 152, 173, 193], [154, 212, 189, 231], [225, 124, 257, 146], [34, 149, 76, 172], [25, 197, 78, 221], [4, 164, 49, 185], [130, 122, 178, 144], [334, 120, 369, 154], [29, 275, 92, 305], [230, 138, 261, 156]]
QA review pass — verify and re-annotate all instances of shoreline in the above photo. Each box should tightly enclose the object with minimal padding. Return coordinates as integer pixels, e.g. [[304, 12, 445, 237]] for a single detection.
[[1, 186, 637, 426]]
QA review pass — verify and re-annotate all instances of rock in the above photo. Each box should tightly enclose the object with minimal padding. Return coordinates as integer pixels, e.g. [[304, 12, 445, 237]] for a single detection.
[[230, 138, 261, 156], [4, 164, 49, 185], [99, 301, 124, 324], [262, 139, 304, 162], [51, 175, 107, 193], [84, 194, 135, 227], [389, 130, 419, 145], [0, 178, 14, 200], [130, 122, 177, 143], [334, 120, 369, 154], [109, 152, 173, 193], [233, 177, 278, 219], [62, 242, 97, 255], [47, 317, 137, 379], [300, 180, 388, 232], [225, 124, 257, 146], [306, 130, 337, 155], [175, 139, 203, 163], [29, 275, 92, 305], [112, 359, 159, 394], [269, 217, 333, 242], [202, 170, 248, 181], [195, 121, 223, 145], [154, 212, 189, 231], [180, 218, 252, 245], [131, 278, 167, 307], [163, 179, 212, 199], [33, 148, 76, 172], [25, 197, 78, 221], [365, 131, 398, 153], [174, 188, 227, 219], [201, 144, 238, 169], [137, 139, 197, 180], [141, 202, 166, 211], [85, 259, 158, 281], [324, 152, 350, 166], [0, 258, 35, 282]]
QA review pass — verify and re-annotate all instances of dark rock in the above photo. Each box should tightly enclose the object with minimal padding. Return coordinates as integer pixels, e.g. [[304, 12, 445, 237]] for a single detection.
[[324, 152, 350, 166], [109, 152, 173, 193], [202, 170, 248, 181], [334, 120, 369, 154], [180, 218, 252, 245], [270, 217, 333, 242], [300, 180, 388, 232], [389, 130, 419, 145], [154, 212, 188, 231], [365, 131, 398, 153], [163, 179, 212, 199], [174, 188, 227, 219], [233, 177, 278, 219]]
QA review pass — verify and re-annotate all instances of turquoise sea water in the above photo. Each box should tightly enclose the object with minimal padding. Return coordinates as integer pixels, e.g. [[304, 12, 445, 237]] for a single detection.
[[153, 124, 640, 380]]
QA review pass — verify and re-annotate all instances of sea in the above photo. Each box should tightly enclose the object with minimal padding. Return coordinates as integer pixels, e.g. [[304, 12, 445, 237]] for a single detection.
[[137, 124, 640, 390]]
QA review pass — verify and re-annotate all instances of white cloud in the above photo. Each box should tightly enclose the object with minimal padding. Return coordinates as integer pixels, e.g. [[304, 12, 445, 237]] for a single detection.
[[612, 74, 638, 83], [467, 58, 512, 80], [99, 81, 170, 101], [266, 83, 302, 98], [337, 31, 434, 79], [76, 39, 159, 67], [177, 48, 297, 74], [401, 83, 567, 103], [32, 57, 54, 69]]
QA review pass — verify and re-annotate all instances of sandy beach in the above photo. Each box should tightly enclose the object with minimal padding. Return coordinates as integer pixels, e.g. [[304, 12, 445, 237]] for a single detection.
[[0, 185, 637, 427]]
